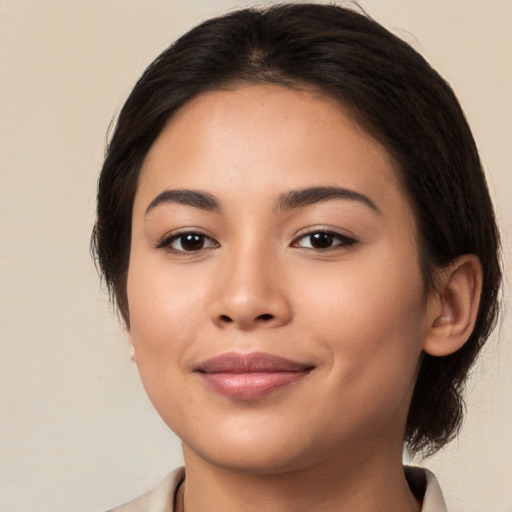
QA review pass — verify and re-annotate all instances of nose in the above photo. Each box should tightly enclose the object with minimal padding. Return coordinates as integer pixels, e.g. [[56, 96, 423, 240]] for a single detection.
[[210, 250, 293, 330]]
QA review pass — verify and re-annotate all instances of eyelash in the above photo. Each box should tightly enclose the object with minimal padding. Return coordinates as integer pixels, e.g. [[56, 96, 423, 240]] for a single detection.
[[157, 230, 219, 253], [291, 230, 357, 251], [157, 228, 356, 254]]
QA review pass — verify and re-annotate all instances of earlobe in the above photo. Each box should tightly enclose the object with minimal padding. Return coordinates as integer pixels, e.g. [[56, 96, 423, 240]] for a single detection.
[[127, 330, 136, 363], [423, 254, 483, 357], [129, 343, 136, 363]]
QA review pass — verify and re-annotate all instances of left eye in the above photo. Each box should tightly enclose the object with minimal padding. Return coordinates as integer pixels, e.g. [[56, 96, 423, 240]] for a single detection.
[[293, 231, 356, 250], [160, 232, 219, 252]]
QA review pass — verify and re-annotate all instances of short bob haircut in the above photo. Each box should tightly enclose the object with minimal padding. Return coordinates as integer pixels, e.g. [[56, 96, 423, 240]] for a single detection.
[[92, 3, 501, 456]]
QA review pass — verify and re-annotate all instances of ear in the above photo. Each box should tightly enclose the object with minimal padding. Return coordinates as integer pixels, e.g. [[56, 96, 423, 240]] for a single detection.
[[423, 254, 483, 357], [129, 343, 136, 363]]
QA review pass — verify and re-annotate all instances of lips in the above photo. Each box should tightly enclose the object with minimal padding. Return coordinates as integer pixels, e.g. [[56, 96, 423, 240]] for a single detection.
[[195, 352, 314, 400]]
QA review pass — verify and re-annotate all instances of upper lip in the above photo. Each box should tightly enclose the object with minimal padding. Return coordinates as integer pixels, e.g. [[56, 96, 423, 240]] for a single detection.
[[195, 352, 315, 374]]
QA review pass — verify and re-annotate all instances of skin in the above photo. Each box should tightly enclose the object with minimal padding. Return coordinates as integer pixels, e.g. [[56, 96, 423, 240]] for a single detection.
[[127, 84, 442, 512]]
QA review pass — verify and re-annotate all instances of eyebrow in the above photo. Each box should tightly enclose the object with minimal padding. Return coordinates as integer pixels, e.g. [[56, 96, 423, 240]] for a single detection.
[[145, 185, 380, 216], [145, 189, 221, 215], [277, 186, 380, 213]]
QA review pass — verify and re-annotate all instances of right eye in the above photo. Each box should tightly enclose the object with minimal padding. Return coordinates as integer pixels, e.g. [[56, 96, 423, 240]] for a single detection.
[[158, 231, 219, 253]]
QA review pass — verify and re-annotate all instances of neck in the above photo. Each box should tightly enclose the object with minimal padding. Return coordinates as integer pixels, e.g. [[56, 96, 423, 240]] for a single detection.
[[179, 444, 421, 512]]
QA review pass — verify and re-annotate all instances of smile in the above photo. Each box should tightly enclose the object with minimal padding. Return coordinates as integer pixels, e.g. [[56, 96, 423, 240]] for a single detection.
[[195, 352, 315, 400]]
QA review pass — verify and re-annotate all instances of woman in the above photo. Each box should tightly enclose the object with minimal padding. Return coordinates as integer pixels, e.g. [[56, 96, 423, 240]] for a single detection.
[[92, 3, 501, 511]]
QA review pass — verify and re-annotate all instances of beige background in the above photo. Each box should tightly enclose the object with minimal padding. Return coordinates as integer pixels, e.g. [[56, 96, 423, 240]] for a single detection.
[[0, 1, 510, 511]]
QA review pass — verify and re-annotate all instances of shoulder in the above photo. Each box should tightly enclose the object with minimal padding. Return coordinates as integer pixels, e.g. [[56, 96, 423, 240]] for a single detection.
[[107, 467, 185, 512], [404, 465, 447, 512]]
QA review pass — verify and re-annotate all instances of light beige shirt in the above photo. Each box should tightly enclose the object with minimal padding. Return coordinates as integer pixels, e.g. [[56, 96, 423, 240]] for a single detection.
[[109, 465, 447, 512]]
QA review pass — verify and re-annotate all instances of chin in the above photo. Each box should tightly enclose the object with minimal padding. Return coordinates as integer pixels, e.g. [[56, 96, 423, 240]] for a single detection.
[[177, 414, 339, 475], [186, 441, 318, 475]]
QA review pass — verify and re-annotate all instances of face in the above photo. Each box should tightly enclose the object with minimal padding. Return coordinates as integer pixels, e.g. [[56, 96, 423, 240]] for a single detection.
[[127, 84, 434, 474]]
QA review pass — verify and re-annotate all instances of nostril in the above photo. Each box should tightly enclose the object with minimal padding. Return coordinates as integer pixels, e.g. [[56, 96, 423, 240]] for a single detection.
[[216, 312, 276, 325]]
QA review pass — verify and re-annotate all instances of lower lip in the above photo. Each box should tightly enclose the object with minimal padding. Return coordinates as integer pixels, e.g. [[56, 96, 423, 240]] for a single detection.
[[200, 371, 311, 400]]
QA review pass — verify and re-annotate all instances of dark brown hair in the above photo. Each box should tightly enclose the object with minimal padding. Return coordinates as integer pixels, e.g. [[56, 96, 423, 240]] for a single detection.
[[92, 3, 501, 456]]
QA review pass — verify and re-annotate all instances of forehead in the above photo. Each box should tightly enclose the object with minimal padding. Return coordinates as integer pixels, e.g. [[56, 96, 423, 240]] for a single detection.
[[136, 84, 407, 216]]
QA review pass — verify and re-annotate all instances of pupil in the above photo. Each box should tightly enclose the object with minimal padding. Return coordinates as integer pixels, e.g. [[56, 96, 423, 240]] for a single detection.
[[311, 233, 333, 248], [182, 234, 203, 251]]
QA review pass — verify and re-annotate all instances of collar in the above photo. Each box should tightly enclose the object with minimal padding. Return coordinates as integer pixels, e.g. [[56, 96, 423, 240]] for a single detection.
[[109, 465, 447, 512]]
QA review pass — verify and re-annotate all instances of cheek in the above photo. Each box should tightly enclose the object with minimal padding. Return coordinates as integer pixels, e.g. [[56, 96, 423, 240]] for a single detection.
[[302, 267, 427, 437], [298, 250, 428, 380], [125, 256, 214, 423], [126, 255, 209, 363]]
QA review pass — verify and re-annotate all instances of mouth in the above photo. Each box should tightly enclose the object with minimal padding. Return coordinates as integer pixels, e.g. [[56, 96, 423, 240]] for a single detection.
[[194, 352, 315, 400]]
